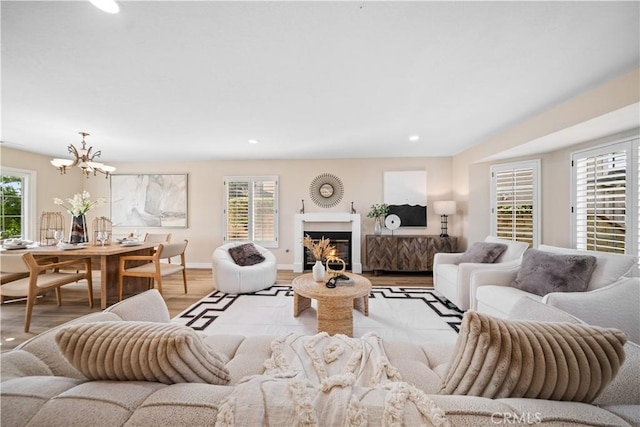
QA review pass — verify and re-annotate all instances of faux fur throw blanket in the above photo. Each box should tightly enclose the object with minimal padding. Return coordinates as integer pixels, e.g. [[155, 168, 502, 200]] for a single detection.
[[215, 332, 449, 427]]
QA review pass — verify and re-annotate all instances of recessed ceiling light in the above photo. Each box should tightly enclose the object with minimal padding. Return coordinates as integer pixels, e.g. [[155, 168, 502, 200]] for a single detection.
[[409, 135, 420, 142], [248, 139, 259, 145], [89, 0, 119, 14]]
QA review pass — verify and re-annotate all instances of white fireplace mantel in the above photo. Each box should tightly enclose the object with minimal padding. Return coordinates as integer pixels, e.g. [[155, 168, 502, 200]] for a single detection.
[[294, 213, 362, 273]]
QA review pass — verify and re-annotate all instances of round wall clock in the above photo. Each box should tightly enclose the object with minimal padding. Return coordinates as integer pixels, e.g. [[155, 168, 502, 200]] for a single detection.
[[309, 173, 344, 208]]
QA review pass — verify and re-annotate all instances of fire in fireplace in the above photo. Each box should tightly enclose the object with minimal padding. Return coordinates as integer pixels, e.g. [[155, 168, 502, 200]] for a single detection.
[[303, 231, 352, 271]]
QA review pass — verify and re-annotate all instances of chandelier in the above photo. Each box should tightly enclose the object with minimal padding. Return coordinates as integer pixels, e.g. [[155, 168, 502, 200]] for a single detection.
[[50, 132, 116, 179]]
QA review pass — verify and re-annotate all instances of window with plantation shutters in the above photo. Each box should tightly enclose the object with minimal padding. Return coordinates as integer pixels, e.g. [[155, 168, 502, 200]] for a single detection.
[[572, 138, 639, 256], [491, 160, 539, 248], [224, 176, 278, 248]]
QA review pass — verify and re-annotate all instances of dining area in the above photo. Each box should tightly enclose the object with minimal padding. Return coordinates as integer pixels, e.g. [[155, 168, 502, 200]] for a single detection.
[[0, 230, 188, 333]]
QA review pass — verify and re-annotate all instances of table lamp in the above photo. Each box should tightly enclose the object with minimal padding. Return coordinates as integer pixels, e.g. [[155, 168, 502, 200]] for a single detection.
[[434, 201, 457, 237]]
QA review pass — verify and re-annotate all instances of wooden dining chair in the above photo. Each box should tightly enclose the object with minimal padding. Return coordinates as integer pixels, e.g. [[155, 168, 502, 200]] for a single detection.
[[0, 253, 93, 332], [118, 239, 188, 300], [143, 232, 172, 243], [143, 232, 173, 263]]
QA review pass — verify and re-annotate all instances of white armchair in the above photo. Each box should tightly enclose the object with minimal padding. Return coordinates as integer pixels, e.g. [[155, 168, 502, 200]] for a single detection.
[[433, 236, 529, 311], [473, 245, 638, 341], [546, 277, 639, 344]]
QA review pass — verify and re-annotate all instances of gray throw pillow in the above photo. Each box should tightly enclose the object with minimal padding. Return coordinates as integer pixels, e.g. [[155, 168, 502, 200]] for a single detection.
[[228, 243, 266, 266], [511, 248, 597, 296], [456, 242, 508, 264]]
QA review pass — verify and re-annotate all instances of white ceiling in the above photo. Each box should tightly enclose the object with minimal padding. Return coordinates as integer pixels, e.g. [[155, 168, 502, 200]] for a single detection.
[[1, 1, 639, 163]]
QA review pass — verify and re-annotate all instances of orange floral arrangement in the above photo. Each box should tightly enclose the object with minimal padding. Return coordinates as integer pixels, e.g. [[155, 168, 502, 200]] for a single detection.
[[303, 234, 334, 261]]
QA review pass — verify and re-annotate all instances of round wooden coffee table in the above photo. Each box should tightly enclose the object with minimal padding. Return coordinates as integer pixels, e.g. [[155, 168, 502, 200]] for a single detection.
[[292, 272, 371, 337]]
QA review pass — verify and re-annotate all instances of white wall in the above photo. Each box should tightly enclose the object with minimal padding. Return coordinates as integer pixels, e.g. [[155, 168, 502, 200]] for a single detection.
[[1, 149, 454, 268]]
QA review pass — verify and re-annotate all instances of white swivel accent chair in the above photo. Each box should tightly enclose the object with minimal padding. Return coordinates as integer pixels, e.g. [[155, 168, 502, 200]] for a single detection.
[[212, 242, 277, 294]]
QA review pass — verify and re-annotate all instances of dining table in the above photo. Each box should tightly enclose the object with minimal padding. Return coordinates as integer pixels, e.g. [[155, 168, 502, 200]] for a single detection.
[[3, 242, 157, 309]]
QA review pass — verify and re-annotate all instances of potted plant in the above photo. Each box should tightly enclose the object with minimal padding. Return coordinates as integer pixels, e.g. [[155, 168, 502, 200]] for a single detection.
[[367, 203, 389, 236]]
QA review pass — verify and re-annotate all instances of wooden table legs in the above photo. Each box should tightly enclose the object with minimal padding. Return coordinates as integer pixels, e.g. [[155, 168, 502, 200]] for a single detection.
[[94, 249, 153, 309]]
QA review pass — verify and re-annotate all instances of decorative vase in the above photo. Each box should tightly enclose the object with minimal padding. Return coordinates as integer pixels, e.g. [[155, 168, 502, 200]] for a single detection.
[[374, 217, 383, 236], [312, 260, 325, 281], [69, 215, 89, 243]]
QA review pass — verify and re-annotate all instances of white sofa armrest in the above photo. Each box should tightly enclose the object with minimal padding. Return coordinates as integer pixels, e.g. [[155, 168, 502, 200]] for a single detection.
[[544, 277, 640, 343], [105, 289, 170, 323], [469, 266, 520, 310], [452, 261, 521, 311], [432, 252, 463, 287], [471, 266, 519, 287], [433, 252, 463, 266]]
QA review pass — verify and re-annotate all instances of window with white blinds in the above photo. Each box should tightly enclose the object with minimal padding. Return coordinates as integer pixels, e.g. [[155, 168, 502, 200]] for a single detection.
[[491, 160, 539, 247], [224, 176, 278, 248], [572, 138, 639, 256]]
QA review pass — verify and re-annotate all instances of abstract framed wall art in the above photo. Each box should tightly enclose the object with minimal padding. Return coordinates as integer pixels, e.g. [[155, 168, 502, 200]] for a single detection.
[[383, 170, 427, 227], [110, 173, 188, 227]]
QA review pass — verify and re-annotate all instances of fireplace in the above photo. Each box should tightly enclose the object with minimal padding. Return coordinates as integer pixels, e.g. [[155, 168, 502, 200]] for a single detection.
[[294, 213, 362, 273], [304, 231, 352, 271]]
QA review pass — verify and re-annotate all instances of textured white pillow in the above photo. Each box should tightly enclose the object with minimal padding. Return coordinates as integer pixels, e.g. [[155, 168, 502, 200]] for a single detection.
[[55, 321, 230, 385]]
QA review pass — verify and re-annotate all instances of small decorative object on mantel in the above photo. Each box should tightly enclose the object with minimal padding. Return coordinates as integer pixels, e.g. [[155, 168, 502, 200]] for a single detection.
[[303, 234, 334, 281], [351, 202, 356, 214], [367, 203, 389, 236], [300, 199, 305, 214], [54, 191, 106, 243]]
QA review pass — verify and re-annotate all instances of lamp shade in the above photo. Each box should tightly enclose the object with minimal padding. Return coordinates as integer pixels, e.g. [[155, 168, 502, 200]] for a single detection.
[[51, 158, 74, 168], [434, 200, 457, 216], [90, 0, 119, 13]]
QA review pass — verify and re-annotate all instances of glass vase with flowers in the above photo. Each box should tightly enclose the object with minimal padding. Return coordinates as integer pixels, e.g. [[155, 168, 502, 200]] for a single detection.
[[367, 203, 389, 236], [54, 191, 106, 243]]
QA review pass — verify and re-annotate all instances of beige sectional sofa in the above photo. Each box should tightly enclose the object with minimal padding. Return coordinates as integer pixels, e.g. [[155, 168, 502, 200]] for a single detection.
[[1, 289, 639, 426]]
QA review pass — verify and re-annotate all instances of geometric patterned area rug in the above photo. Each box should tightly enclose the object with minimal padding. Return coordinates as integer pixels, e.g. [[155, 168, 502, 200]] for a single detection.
[[172, 286, 464, 345]]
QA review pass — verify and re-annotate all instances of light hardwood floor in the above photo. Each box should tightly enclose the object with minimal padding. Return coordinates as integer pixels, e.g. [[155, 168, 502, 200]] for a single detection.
[[0, 269, 432, 351]]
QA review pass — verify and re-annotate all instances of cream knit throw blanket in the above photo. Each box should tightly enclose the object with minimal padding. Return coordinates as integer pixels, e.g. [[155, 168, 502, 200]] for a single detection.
[[215, 332, 449, 427]]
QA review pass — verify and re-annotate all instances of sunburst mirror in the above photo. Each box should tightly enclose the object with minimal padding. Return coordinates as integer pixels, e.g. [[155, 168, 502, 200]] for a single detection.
[[309, 173, 344, 208]]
